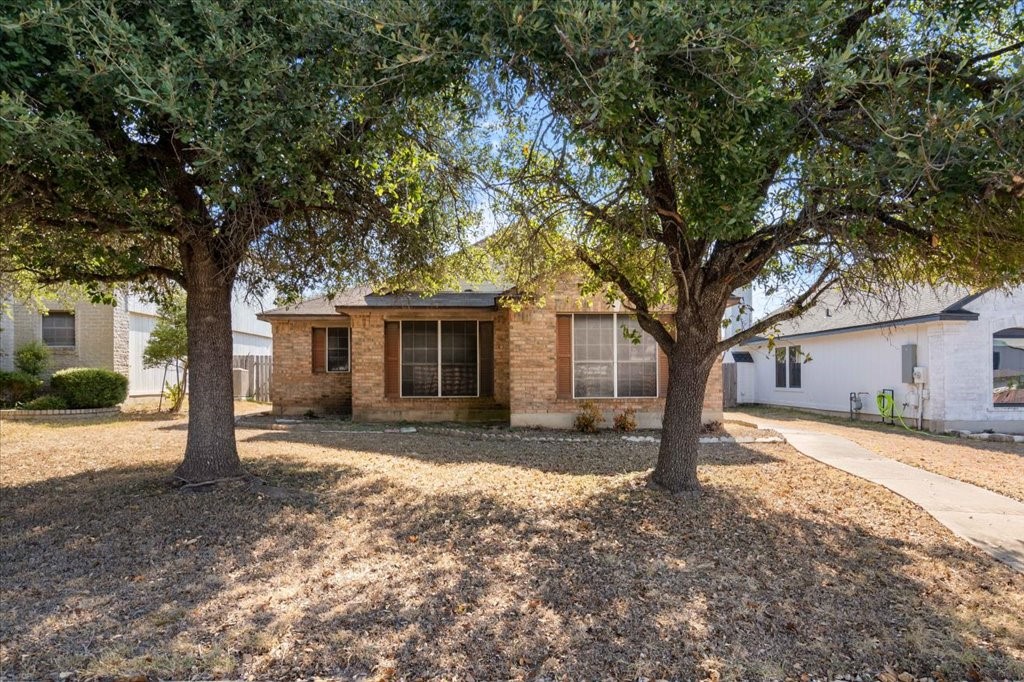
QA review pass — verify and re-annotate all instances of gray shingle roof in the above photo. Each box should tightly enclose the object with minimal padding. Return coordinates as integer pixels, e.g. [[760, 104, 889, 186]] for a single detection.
[[357, 291, 503, 308], [259, 285, 507, 318], [754, 284, 982, 340], [257, 288, 372, 318]]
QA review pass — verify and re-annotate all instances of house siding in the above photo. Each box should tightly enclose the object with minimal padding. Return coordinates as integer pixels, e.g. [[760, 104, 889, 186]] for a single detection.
[[269, 318, 352, 415], [736, 287, 1024, 433]]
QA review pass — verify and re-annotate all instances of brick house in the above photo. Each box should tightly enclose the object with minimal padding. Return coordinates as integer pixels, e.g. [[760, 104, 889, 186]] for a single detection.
[[260, 281, 723, 428]]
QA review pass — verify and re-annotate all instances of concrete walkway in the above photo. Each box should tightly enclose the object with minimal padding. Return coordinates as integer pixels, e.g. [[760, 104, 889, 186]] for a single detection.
[[745, 417, 1024, 573]]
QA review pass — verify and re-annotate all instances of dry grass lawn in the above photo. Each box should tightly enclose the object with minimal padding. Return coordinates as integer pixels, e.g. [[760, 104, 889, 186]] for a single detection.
[[1, 409, 1023, 681], [733, 406, 1024, 503]]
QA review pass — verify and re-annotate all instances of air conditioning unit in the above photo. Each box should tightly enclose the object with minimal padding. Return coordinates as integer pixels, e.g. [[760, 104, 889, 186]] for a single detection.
[[912, 366, 927, 384]]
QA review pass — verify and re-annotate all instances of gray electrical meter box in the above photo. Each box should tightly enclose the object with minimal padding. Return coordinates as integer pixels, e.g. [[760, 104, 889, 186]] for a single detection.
[[901, 344, 917, 384]]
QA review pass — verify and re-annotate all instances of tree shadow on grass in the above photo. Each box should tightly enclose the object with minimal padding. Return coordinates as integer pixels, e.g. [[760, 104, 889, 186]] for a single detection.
[[239, 429, 785, 476], [1, 445, 1022, 680]]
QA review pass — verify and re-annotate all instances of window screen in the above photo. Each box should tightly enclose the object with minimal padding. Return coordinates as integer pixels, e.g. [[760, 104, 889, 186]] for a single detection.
[[327, 328, 349, 372], [401, 321, 438, 397], [616, 316, 658, 397], [573, 315, 615, 397], [788, 345, 802, 388], [42, 312, 75, 347], [775, 348, 787, 388], [441, 321, 477, 396]]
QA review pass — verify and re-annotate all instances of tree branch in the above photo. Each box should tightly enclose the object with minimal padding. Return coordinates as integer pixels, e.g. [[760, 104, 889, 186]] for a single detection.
[[715, 266, 837, 354], [574, 246, 676, 350]]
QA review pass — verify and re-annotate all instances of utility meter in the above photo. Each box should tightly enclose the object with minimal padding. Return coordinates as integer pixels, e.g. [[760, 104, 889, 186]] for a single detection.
[[912, 366, 927, 384]]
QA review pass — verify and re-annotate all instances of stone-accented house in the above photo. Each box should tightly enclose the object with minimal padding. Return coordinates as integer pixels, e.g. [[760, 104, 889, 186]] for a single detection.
[[259, 282, 723, 427], [1, 291, 273, 396], [1, 298, 130, 378]]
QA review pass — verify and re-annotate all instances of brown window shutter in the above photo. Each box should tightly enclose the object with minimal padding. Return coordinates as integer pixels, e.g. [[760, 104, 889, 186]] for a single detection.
[[478, 321, 494, 397], [311, 327, 326, 373], [658, 347, 669, 398], [384, 321, 400, 398], [555, 314, 573, 399]]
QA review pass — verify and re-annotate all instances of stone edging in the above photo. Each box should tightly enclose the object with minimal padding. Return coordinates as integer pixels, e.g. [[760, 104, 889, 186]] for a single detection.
[[0, 406, 122, 420], [420, 425, 786, 445], [250, 419, 788, 445], [947, 429, 1024, 444]]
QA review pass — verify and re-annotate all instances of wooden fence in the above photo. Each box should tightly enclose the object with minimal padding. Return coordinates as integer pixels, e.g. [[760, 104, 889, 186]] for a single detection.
[[232, 354, 273, 403], [722, 362, 738, 408]]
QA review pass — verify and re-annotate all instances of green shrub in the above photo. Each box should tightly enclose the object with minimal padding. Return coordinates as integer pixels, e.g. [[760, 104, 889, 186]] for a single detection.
[[21, 395, 68, 410], [51, 368, 128, 408], [14, 341, 51, 377], [573, 400, 604, 433], [0, 370, 44, 406]]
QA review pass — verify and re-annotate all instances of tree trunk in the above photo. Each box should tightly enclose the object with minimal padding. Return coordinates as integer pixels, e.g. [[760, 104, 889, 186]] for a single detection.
[[173, 242, 243, 482], [651, 342, 716, 495]]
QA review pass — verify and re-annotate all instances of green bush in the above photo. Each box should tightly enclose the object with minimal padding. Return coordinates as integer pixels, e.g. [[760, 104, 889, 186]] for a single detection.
[[14, 341, 51, 377], [0, 370, 44, 406], [21, 395, 68, 411], [51, 368, 128, 408]]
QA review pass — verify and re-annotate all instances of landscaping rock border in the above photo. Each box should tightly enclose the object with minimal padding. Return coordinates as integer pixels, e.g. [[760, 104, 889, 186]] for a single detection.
[[248, 417, 789, 445], [947, 429, 1024, 444], [0, 406, 122, 420]]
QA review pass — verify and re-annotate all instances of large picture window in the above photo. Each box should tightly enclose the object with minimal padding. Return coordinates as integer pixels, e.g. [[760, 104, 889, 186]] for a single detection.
[[41, 311, 75, 347], [775, 345, 802, 389], [401, 321, 479, 397], [572, 314, 658, 398], [993, 328, 1024, 406]]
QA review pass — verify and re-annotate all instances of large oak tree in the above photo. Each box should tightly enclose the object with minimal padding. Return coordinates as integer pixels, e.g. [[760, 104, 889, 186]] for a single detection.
[[469, 0, 1024, 493], [0, 0, 476, 482]]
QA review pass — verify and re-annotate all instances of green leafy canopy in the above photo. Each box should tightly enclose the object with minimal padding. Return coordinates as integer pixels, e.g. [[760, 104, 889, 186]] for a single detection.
[[468, 0, 1024, 351]]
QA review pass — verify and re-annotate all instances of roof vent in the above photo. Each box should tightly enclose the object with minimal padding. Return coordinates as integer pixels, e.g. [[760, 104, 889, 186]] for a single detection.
[[825, 308, 831, 317]]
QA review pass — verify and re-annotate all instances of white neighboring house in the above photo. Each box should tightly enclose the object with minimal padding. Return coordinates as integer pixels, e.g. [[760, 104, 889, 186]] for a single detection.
[[732, 285, 1024, 434], [0, 289, 273, 397]]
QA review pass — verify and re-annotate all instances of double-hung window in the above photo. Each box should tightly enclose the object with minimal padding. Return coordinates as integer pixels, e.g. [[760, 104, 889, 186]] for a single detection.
[[326, 328, 349, 372], [311, 327, 349, 373], [401, 321, 478, 397], [41, 311, 75, 347], [775, 345, 802, 389], [572, 314, 658, 398]]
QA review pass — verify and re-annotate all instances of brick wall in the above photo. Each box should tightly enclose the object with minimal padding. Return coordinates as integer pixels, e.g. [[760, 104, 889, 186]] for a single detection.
[[347, 308, 510, 423], [266, 283, 724, 427], [509, 281, 723, 428], [269, 318, 352, 415]]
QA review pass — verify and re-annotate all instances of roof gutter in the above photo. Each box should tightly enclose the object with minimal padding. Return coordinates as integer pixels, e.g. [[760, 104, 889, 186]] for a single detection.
[[743, 310, 979, 343]]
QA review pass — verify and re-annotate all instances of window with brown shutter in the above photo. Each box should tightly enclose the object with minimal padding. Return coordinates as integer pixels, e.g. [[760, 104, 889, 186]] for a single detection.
[[311, 327, 327, 373], [479, 321, 494, 397], [384, 321, 400, 398], [555, 315, 573, 399]]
